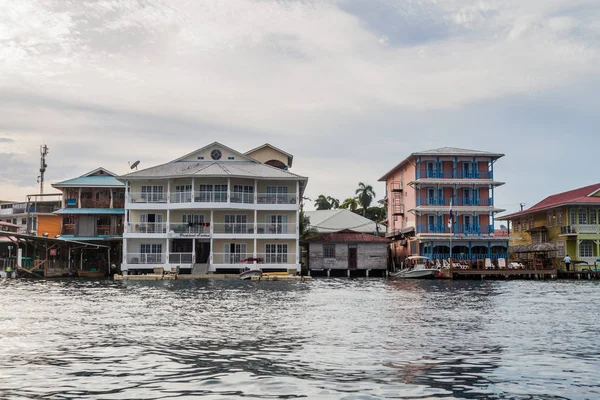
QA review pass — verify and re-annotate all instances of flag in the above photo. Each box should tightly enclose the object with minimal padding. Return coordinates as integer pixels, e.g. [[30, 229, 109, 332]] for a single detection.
[[448, 198, 453, 229]]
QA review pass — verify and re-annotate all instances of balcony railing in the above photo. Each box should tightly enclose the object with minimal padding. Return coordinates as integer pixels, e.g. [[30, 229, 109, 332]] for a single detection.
[[129, 193, 168, 204], [169, 253, 194, 264], [416, 197, 491, 207], [561, 225, 600, 234], [213, 223, 253, 234], [256, 252, 296, 264], [194, 191, 228, 203], [212, 253, 253, 264], [127, 253, 165, 264], [168, 223, 209, 235], [126, 223, 167, 234], [231, 192, 255, 204], [418, 224, 493, 235], [429, 253, 508, 261], [257, 193, 297, 205], [170, 192, 193, 204], [416, 169, 494, 180], [256, 223, 296, 235]]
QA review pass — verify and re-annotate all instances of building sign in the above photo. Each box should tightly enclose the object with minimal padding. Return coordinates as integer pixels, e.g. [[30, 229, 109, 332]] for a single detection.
[[49, 249, 57, 256], [178, 233, 211, 238]]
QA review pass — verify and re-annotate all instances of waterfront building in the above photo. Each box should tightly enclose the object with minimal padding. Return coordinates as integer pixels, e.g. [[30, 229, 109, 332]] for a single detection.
[[0, 195, 62, 236], [304, 209, 389, 276], [52, 168, 125, 272], [500, 183, 600, 267], [118, 142, 307, 275], [378, 147, 509, 265]]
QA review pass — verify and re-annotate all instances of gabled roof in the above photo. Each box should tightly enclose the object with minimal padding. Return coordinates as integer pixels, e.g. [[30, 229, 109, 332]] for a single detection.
[[305, 209, 383, 234], [172, 142, 255, 163], [500, 183, 600, 220], [379, 147, 504, 181], [53, 168, 124, 188], [244, 143, 294, 167], [306, 230, 390, 243]]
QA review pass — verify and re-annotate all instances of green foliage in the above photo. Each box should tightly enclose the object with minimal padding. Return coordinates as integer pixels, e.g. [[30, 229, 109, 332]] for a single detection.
[[355, 182, 376, 217], [340, 197, 359, 211], [314, 194, 332, 210]]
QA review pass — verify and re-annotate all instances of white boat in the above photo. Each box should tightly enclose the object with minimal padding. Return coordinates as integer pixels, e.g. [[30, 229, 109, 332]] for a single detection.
[[390, 256, 439, 279], [239, 268, 263, 280]]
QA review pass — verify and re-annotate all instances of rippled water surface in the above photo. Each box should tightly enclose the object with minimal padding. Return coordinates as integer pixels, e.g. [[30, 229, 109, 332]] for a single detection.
[[1, 278, 600, 399]]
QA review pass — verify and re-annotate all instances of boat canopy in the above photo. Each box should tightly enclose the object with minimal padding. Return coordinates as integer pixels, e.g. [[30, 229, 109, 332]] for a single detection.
[[407, 256, 432, 260]]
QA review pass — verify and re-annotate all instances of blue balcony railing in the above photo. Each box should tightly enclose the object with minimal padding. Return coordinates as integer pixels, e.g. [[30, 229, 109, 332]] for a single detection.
[[416, 197, 490, 207], [416, 197, 449, 206], [418, 224, 494, 236]]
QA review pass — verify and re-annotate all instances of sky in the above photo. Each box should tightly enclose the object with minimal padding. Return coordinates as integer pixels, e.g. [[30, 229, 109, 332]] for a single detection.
[[0, 0, 599, 216]]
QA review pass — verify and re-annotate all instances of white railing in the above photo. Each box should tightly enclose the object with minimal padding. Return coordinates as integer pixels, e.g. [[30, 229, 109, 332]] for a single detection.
[[212, 253, 253, 264], [170, 192, 193, 203], [168, 223, 209, 235], [127, 253, 165, 264], [126, 223, 167, 234], [169, 253, 194, 264], [230, 192, 255, 204], [256, 193, 297, 205], [128, 192, 168, 204], [578, 225, 600, 234], [256, 223, 296, 234], [255, 253, 296, 264], [194, 191, 227, 203], [212, 223, 253, 234]]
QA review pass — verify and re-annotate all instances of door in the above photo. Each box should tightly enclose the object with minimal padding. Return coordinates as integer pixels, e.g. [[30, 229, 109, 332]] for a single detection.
[[196, 241, 210, 263], [348, 246, 358, 269]]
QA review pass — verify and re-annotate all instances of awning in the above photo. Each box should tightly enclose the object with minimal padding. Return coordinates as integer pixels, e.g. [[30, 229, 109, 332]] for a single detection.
[[510, 242, 557, 253]]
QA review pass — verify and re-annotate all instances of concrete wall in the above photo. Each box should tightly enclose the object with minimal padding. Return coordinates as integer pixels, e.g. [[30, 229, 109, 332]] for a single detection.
[[309, 242, 387, 270]]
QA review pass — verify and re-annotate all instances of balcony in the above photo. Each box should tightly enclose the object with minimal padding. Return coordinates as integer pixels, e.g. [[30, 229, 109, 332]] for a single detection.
[[129, 192, 168, 204], [257, 193, 297, 205], [126, 223, 167, 234], [168, 223, 209, 236], [169, 253, 194, 264], [211, 223, 296, 235], [230, 192, 255, 204], [212, 252, 296, 265], [127, 253, 165, 264], [561, 225, 600, 235], [63, 223, 123, 236], [417, 197, 449, 206], [416, 197, 491, 207], [127, 190, 298, 207], [418, 224, 494, 236], [256, 223, 296, 235]]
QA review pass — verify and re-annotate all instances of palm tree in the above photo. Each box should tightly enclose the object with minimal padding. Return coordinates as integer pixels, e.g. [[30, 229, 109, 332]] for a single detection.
[[327, 196, 340, 209], [314, 195, 331, 210], [340, 197, 359, 211], [355, 182, 376, 217]]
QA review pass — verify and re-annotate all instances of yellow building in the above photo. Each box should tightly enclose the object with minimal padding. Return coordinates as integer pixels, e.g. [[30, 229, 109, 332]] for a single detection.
[[501, 183, 600, 269]]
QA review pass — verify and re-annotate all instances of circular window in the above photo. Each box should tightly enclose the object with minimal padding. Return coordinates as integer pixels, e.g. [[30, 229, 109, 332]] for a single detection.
[[211, 149, 222, 160]]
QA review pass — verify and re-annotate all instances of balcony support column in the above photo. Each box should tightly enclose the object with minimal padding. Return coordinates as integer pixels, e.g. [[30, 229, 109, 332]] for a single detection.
[[487, 241, 491, 258], [78, 188, 82, 209], [254, 179, 258, 204], [209, 210, 214, 266], [192, 178, 195, 203], [110, 188, 114, 209], [253, 209, 258, 264], [167, 180, 171, 204], [166, 209, 170, 234], [166, 238, 170, 265], [227, 178, 231, 205], [296, 181, 300, 269]]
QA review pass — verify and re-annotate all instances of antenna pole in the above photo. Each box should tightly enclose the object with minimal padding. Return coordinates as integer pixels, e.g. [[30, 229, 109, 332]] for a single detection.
[[519, 203, 525, 211], [39, 144, 49, 194]]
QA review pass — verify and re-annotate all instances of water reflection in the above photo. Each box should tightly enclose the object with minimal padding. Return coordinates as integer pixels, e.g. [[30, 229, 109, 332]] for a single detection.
[[0, 279, 599, 399]]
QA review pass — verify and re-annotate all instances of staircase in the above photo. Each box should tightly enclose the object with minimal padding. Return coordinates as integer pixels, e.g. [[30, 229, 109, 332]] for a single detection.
[[192, 263, 209, 275]]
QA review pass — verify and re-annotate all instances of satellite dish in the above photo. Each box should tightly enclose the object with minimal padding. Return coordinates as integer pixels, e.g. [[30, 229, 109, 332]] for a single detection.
[[129, 160, 140, 170], [500, 225, 507, 231]]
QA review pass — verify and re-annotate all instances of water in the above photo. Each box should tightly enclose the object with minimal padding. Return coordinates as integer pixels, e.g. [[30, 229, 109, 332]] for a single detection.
[[1, 278, 600, 399]]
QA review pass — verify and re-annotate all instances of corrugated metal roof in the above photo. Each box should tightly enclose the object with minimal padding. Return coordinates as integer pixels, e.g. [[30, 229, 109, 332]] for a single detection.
[[501, 183, 600, 219], [412, 147, 504, 157], [54, 208, 125, 215], [53, 176, 124, 187], [120, 160, 306, 180], [305, 210, 383, 234]]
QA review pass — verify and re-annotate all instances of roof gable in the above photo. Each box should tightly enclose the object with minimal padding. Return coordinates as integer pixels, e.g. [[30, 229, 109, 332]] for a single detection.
[[172, 142, 256, 163], [245, 143, 293, 167], [82, 167, 117, 177], [501, 183, 600, 219], [52, 167, 124, 188]]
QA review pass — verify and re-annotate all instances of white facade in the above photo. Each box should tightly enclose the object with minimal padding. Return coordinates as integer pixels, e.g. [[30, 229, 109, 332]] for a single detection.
[[119, 143, 307, 274]]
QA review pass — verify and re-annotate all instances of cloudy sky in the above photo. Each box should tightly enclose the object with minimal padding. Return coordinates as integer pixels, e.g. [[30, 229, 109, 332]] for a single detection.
[[0, 0, 598, 215]]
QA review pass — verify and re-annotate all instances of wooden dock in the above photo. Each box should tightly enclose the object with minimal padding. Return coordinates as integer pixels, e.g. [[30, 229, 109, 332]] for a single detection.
[[113, 274, 310, 281], [439, 268, 557, 279]]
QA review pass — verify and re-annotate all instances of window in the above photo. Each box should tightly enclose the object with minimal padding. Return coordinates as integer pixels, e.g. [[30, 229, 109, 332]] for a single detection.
[[174, 185, 192, 203], [528, 216, 535, 230], [232, 185, 254, 204], [591, 209, 597, 225], [197, 156, 204, 160], [580, 241, 593, 258], [228, 156, 235, 160], [265, 214, 288, 234], [556, 241, 566, 257], [183, 214, 205, 233], [265, 186, 290, 204], [579, 209, 588, 225], [570, 209, 576, 225], [532, 232, 547, 244], [557, 211, 563, 226], [140, 243, 163, 263], [214, 185, 227, 202], [225, 215, 247, 233], [520, 218, 526, 232], [266, 244, 288, 263], [21, 218, 26, 225], [141, 185, 164, 202], [323, 244, 335, 258], [223, 243, 247, 263], [548, 213, 554, 228]]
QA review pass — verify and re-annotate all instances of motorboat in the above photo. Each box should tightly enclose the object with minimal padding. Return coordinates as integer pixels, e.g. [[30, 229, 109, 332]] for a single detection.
[[390, 256, 439, 279], [239, 267, 263, 280]]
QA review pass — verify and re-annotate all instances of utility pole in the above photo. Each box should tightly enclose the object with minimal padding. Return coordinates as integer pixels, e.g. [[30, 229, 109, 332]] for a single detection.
[[519, 203, 525, 211], [38, 144, 49, 194]]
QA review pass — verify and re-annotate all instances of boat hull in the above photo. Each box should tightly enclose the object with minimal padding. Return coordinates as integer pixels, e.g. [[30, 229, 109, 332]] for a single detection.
[[390, 269, 439, 279], [239, 270, 263, 280]]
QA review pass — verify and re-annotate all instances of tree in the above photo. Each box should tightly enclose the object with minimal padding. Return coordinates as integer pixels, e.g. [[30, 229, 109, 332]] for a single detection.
[[327, 196, 340, 209], [299, 206, 318, 239], [314, 195, 332, 210], [355, 182, 376, 217], [340, 197, 359, 211]]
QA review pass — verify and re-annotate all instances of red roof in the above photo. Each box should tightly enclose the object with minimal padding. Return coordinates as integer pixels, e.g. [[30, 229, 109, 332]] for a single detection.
[[307, 230, 390, 244], [502, 183, 600, 219]]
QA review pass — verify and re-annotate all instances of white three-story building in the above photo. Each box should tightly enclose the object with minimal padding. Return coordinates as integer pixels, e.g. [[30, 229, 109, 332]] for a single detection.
[[119, 142, 307, 275]]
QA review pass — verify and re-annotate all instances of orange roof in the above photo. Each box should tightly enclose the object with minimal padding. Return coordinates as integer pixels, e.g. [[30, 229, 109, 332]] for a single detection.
[[502, 183, 600, 219]]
